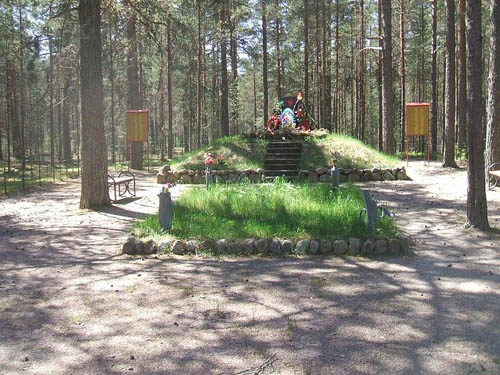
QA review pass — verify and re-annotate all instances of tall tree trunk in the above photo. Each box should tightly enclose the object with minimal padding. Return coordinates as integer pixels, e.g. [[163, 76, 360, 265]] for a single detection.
[[381, 0, 394, 153], [10, 62, 21, 159], [78, 0, 110, 209], [253, 62, 257, 130], [443, 0, 457, 167], [126, 12, 143, 169], [315, 0, 321, 124], [158, 63, 165, 160], [49, 33, 55, 173], [486, 0, 500, 168], [220, 0, 229, 136], [18, 1, 26, 184], [457, 0, 467, 151], [321, 0, 329, 130], [304, 0, 309, 105], [359, 0, 365, 140], [378, 0, 383, 150], [109, 18, 116, 164], [431, 0, 438, 154], [229, 0, 239, 135], [62, 76, 71, 161], [167, 13, 173, 159], [276, 0, 281, 99], [465, 0, 489, 229], [334, 0, 339, 132], [197, 0, 202, 148], [262, 0, 269, 126], [400, 0, 405, 152]]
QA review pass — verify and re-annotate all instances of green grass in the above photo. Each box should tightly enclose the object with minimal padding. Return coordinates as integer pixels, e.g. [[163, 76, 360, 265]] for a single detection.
[[170, 136, 268, 171], [133, 181, 399, 241], [0, 163, 80, 196], [299, 134, 400, 170], [167, 134, 399, 172]]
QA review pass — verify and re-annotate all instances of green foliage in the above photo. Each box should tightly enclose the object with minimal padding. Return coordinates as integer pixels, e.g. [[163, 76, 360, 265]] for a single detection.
[[133, 182, 399, 241], [169, 133, 399, 172], [299, 134, 400, 170], [170, 136, 268, 171]]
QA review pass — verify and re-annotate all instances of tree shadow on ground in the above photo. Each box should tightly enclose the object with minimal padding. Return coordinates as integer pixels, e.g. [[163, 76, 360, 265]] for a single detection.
[[1, 167, 499, 374]]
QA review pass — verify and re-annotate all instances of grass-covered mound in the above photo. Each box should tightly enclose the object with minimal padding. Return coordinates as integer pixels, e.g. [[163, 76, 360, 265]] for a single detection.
[[134, 182, 399, 241], [299, 134, 399, 170], [170, 136, 268, 171], [169, 133, 399, 172]]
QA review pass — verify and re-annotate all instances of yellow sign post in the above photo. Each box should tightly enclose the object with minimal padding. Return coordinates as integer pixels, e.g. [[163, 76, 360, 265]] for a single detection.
[[125, 110, 150, 170], [405, 103, 430, 166], [126, 110, 149, 142]]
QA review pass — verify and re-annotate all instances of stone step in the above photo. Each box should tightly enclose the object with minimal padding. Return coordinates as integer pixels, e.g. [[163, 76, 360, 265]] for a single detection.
[[266, 153, 301, 158], [267, 142, 302, 148], [266, 149, 302, 154], [264, 159, 299, 164]]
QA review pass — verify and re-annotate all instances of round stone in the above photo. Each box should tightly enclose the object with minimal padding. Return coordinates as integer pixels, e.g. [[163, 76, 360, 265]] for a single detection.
[[269, 238, 282, 256], [172, 240, 186, 255], [295, 239, 310, 254], [333, 240, 348, 255], [374, 239, 387, 255], [362, 240, 374, 254], [281, 239, 294, 254], [388, 239, 401, 255], [319, 239, 332, 254], [348, 238, 361, 253], [307, 240, 319, 255]]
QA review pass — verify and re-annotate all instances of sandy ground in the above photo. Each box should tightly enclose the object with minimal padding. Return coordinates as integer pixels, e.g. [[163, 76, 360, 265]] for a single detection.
[[0, 162, 499, 375]]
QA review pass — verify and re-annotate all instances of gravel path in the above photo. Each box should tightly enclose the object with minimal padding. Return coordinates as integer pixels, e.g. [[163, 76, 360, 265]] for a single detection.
[[0, 163, 499, 375]]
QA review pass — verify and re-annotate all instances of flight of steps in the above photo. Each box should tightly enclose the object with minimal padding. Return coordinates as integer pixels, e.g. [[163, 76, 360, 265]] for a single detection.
[[264, 141, 302, 181]]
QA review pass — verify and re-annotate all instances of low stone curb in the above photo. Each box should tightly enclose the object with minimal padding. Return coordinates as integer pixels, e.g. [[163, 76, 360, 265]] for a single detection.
[[156, 166, 411, 184], [122, 236, 411, 257]]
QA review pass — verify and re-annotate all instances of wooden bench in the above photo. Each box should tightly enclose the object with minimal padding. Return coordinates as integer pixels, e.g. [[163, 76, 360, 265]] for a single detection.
[[488, 163, 500, 190], [108, 171, 136, 202]]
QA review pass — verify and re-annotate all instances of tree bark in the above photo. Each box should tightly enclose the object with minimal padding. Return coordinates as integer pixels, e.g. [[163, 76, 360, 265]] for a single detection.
[[321, 0, 328, 130], [359, 0, 365, 140], [486, 0, 500, 168], [108, 18, 116, 164], [457, 0, 467, 151], [276, 0, 281, 99], [335, 0, 339, 132], [220, 0, 229, 136], [262, 0, 269, 126], [197, 0, 202, 147], [62, 75, 71, 162], [126, 12, 143, 169], [381, 0, 394, 153], [229, 0, 238, 135], [443, 0, 457, 168], [399, 0, 406, 152], [465, 0, 489, 229], [378, 0, 383, 150], [431, 0, 438, 154], [167, 13, 173, 159], [304, 0, 309, 105], [78, 0, 110, 209]]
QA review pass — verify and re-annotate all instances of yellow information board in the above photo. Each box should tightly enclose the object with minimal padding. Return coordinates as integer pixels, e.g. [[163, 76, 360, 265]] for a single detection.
[[405, 103, 430, 165], [126, 110, 149, 143], [406, 103, 429, 137]]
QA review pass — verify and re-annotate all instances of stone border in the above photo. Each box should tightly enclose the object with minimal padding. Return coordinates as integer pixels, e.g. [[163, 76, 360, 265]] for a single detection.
[[122, 235, 411, 257], [156, 166, 411, 184]]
